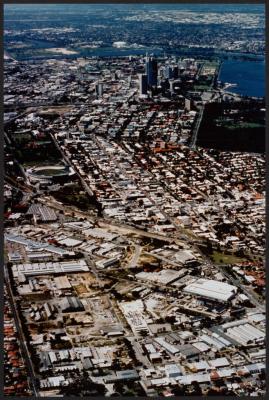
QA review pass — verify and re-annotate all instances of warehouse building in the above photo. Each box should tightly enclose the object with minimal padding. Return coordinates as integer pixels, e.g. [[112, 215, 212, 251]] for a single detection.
[[119, 300, 149, 335], [136, 269, 182, 285], [12, 260, 89, 278], [165, 364, 183, 378], [222, 322, 265, 347], [60, 296, 85, 313], [54, 276, 72, 290], [183, 278, 237, 302], [104, 370, 139, 383]]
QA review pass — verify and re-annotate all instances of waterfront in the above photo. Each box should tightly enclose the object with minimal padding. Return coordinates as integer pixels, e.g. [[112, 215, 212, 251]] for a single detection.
[[6, 42, 264, 99], [219, 59, 265, 98]]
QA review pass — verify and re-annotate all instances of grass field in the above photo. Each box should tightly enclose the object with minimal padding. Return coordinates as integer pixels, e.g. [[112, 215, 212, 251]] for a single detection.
[[194, 84, 211, 91], [211, 250, 247, 265], [215, 118, 264, 131]]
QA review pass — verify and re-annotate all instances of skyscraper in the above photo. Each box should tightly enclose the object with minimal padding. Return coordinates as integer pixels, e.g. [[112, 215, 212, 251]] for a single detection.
[[146, 56, 158, 87], [169, 80, 174, 94], [165, 66, 173, 80], [95, 82, 103, 97], [139, 74, 148, 95], [172, 66, 179, 79], [185, 97, 192, 111]]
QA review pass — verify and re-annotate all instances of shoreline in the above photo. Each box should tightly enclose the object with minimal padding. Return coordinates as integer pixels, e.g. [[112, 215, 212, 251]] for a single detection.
[[5, 45, 265, 62]]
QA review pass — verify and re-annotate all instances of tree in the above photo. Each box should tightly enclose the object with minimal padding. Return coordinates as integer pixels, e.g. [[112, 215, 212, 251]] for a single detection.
[[190, 381, 202, 395], [172, 385, 186, 396], [60, 373, 107, 396], [114, 381, 124, 394]]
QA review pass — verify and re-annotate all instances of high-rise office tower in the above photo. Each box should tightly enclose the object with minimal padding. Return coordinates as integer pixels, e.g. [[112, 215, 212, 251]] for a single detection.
[[146, 56, 158, 87], [169, 80, 174, 94], [95, 82, 103, 97], [139, 74, 148, 95], [172, 66, 179, 79], [185, 97, 192, 111], [165, 66, 173, 80]]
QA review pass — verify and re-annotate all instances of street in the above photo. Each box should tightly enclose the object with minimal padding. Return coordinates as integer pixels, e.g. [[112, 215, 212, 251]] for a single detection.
[[4, 266, 39, 396]]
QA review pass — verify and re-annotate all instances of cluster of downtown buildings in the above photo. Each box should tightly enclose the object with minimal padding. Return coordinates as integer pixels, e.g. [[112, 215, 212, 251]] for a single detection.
[[4, 53, 265, 397]]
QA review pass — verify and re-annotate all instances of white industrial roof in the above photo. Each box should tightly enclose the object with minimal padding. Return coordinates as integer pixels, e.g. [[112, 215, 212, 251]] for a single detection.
[[175, 250, 195, 263], [178, 373, 210, 385], [58, 237, 83, 247], [247, 312, 265, 323], [225, 323, 265, 346], [12, 259, 89, 277], [183, 278, 237, 302], [209, 357, 230, 368], [192, 341, 210, 352], [188, 360, 210, 371], [154, 337, 179, 355], [200, 334, 226, 350], [136, 269, 182, 285], [165, 364, 181, 373], [120, 300, 148, 333], [54, 276, 72, 289]]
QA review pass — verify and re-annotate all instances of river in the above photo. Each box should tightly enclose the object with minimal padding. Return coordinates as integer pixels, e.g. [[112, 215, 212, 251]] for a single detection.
[[219, 59, 265, 98]]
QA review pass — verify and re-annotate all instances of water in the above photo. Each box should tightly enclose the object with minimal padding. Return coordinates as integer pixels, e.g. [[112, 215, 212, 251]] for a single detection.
[[79, 46, 164, 58], [220, 59, 265, 98], [4, 3, 264, 98]]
